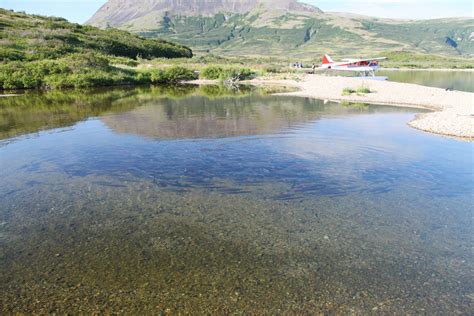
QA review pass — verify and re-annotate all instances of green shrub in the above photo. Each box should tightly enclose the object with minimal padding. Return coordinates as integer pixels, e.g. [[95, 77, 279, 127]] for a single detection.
[[201, 66, 256, 81], [342, 87, 356, 96], [356, 87, 371, 94], [224, 68, 255, 81], [342, 87, 371, 96], [109, 56, 139, 67], [0, 47, 26, 62], [0, 56, 153, 90], [64, 53, 110, 72], [201, 66, 224, 80], [263, 66, 282, 74], [150, 66, 197, 84]]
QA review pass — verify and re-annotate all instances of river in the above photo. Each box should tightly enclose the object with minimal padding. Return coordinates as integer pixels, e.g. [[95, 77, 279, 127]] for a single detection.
[[0, 85, 472, 313], [378, 69, 474, 92]]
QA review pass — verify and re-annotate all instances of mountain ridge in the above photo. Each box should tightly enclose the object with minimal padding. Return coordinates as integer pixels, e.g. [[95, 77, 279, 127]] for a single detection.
[[87, 0, 474, 57], [88, 0, 322, 27]]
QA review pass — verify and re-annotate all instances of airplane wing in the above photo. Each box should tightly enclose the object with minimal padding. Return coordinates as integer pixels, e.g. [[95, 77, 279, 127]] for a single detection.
[[346, 57, 387, 62]]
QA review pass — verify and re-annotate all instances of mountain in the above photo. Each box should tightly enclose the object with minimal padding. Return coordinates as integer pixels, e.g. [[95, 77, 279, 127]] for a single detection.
[[88, 0, 322, 27], [87, 0, 474, 57]]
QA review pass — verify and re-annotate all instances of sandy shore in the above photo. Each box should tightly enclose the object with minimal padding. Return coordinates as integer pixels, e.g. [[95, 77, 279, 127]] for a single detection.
[[232, 75, 473, 140]]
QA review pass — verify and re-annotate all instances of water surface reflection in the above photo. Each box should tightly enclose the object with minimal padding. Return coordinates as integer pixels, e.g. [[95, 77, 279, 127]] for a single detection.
[[0, 86, 472, 314]]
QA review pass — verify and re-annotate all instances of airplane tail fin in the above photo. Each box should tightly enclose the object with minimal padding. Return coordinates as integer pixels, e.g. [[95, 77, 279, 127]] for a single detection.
[[322, 54, 334, 65]]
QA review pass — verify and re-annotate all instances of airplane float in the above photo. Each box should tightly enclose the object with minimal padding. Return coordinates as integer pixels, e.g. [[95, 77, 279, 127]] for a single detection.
[[318, 54, 388, 79]]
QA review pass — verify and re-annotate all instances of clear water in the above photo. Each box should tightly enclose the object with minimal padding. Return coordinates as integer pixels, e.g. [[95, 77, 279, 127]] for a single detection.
[[0, 86, 473, 314], [378, 70, 474, 92]]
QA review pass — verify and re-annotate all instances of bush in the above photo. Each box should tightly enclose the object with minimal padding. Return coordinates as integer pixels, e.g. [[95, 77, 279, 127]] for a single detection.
[[342, 87, 371, 96], [0, 47, 26, 62], [201, 66, 224, 80], [0, 55, 153, 90], [108, 56, 139, 67], [150, 66, 197, 84], [356, 87, 371, 94], [200, 66, 256, 81], [342, 87, 356, 96], [64, 53, 110, 72], [0, 60, 69, 89], [263, 66, 282, 74]]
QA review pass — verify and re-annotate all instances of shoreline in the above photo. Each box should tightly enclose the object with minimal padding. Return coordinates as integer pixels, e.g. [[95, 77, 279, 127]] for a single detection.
[[254, 75, 473, 140], [189, 75, 473, 141]]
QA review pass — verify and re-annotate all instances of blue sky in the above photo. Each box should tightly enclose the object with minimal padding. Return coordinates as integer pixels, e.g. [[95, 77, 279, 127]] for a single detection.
[[1, 0, 472, 23]]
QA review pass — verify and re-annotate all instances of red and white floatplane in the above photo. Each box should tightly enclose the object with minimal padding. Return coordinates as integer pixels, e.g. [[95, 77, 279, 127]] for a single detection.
[[318, 54, 388, 80]]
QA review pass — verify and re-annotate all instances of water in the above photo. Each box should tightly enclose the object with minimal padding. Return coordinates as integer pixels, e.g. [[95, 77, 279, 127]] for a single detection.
[[378, 70, 474, 92], [0, 86, 473, 314]]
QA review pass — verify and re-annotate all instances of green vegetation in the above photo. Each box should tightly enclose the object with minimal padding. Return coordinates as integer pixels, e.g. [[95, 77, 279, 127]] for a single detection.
[[0, 9, 192, 62], [150, 66, 198, 84], [0, 9, 194, 90], [356, 87, 371, 94], [0, 85, 266, 139], [341, 101, 369, 108], [201, 66, 256, 81], [342, 88, 356, 96], [0, 54, 152, 89], [89, 2, 474, 59], [342, 87, 371, 96]]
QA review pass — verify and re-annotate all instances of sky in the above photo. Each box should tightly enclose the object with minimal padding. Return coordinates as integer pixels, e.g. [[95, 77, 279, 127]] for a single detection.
[[0, 0, 472, 23]]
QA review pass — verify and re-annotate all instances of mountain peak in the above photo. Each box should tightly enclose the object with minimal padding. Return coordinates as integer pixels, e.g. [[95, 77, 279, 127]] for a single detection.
[[88, 0, 322, 27]]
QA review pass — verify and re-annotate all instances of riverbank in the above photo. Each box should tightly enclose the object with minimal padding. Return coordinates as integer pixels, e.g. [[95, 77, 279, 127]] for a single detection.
[[258, 75, 473, 140]]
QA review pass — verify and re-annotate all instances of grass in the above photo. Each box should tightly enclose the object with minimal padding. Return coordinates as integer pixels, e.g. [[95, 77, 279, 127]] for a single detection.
[[1, 8, 472, 91], [342, 86, 372, 96], [0, 9, 194, 90], [200, 66, 256, 81], [0, 9, 192, 62], [342, 88, 356, 96]]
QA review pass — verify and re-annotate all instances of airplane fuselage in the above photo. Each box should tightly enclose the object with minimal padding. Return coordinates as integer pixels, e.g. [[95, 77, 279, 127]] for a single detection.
[[321, 61, 380, 72]]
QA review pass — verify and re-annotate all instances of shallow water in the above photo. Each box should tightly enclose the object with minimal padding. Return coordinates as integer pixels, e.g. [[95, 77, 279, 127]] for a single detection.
[[378, 70, 474, 92], [0, 86, 473, 314]]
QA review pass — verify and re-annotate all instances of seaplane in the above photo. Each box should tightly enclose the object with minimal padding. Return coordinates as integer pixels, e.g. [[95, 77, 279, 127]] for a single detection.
[[317, 54, 388, 79]]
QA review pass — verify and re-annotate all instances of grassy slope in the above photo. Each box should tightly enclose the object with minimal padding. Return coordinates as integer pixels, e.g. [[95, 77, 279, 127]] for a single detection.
[[0, 9, 198, 90], [0, 8, 192, 62]]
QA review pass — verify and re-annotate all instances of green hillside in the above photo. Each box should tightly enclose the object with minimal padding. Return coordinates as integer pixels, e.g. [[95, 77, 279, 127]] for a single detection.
[[133, 13, 474, 58], [0, 9, 196, 90], [0, 8, 192, 62], [88, 0, 473, 59]]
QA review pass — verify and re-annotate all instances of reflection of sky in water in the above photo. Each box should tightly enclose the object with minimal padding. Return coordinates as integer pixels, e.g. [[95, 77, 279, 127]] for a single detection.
[[1, 108, 472, 199], [1, 91, 473, 313], [280, 113, 473, 197]]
